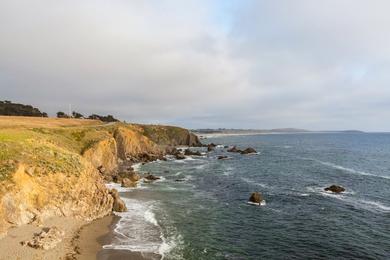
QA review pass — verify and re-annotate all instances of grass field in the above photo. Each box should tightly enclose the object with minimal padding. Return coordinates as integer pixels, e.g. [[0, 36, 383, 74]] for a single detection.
[[0, 116, 102, 129]]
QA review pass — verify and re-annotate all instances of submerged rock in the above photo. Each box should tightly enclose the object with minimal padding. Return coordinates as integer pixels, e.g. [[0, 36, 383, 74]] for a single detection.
[[324, 185, 345, 193], [110, 189, 127, 212], [241, 147, 257, 154], [248, 192, 264, 204], [144, 174, 161, 181], [21, 227, 65, 250], [217, 156, 229, 160]]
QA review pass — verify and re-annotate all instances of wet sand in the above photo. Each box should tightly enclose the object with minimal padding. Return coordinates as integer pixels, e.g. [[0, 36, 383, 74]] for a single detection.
[[75, 214, 161, 260]]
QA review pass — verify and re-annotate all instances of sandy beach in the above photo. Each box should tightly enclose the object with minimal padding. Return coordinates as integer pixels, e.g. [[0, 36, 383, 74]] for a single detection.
[[0, 214, 160, 260], [0, 216, 85, 260]]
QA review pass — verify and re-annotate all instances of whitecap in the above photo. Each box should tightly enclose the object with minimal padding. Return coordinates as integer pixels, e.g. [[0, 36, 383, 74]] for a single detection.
[[247, 200, 266, 206], [132, 162, 142, 172], [306, 186, 390, 213], [103, 198, 175, 258], [302, 157, 390, 180]]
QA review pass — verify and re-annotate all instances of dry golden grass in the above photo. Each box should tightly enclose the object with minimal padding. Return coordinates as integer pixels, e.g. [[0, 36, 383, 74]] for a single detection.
[[0, 116, 102, 129]]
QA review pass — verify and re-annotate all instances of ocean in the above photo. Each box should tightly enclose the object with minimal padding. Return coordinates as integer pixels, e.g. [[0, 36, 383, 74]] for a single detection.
[[102, 133, 390, 259]]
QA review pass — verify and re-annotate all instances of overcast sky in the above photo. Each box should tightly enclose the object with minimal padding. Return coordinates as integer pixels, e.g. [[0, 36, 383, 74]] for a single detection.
[[1, 0, 390, 131]]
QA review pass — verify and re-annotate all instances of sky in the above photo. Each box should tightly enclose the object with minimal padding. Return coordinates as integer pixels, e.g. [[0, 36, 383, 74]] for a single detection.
[[1, 0, 390, 131]]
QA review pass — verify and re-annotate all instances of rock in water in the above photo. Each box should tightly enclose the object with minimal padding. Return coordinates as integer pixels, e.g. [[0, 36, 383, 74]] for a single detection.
[[184, 149, 202, 156], [227, 146, 242, 153], [121, 178, 137, 188], [248, 192, 263, 204], [217, 156, 229, 160], [207, 144, 215, 152], [110, 189, 127, 212], [144, 174, 161, 181], [324, 185, 345, 193], [175, 153, 186, 160], [241, 147, 257, 154], [22, 227, 65, 250]]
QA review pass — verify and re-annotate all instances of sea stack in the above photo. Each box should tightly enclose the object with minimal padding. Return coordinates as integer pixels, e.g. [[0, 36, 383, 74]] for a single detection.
[[324, 185, 345, 193], [248, 192, 264, 205]]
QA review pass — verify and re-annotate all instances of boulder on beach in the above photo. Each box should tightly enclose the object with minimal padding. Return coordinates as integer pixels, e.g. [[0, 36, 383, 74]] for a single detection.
[[217, 155, 229, 160], [241, 147, 257, 154], [248, 192, 263, 204], [324, 185, 345, 193], [110, 189, 127, 212], [21, 226, 65, 250]]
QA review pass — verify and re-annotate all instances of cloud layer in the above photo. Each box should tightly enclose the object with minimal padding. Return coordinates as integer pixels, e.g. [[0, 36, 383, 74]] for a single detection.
[[1, 0, 390, 130]]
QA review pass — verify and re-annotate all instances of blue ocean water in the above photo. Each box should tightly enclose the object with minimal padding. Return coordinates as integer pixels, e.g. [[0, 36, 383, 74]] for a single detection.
[[105, 133, 390, 259]]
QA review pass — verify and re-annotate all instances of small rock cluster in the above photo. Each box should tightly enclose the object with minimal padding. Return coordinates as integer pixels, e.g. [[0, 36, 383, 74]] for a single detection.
[[21, 227, 64, 250], [227, 146, 257, 154]]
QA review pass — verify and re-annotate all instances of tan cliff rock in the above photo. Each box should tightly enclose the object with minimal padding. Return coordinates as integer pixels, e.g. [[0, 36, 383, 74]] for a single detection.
[[82, 137, 118, 174], [0, 161, 113, 236]]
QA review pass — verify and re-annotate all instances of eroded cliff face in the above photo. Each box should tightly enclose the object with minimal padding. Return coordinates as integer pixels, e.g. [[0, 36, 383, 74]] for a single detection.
[[82, 137, 118, 174], [0, 160, 113, 236], [114, 126, 162, 160], [0, 121, 201, 236]]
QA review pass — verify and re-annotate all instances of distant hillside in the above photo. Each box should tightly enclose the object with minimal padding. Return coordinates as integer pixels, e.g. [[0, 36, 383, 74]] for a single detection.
[[193, 128, 309, 135], [0, 100, 47, 117]]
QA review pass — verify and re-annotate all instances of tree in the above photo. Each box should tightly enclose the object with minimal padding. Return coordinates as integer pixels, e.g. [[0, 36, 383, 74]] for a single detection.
[[72, 111, 84, 119], [57, 111, 69, 118]]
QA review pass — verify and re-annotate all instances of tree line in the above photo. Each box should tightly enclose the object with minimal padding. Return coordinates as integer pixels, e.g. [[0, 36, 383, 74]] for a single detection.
[[1, 101, 119, 122]]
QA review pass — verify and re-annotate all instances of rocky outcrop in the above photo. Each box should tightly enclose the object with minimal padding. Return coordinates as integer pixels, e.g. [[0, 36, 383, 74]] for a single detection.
[[82, 137, 118, 176], [227, 146, 241, 153], [241, 148, 257, 154], [324, 185, 345, 193], [137, 124, 202, 147], [110, 189, 127, 212], [248, 192, 263, 204], [175, 154, 186, 160], [144, 174, 160, 181], [227, 146, 257, 154], [114, 126, 162, 162], [21, 226, 64, 250], [184, 149, 202, 156]]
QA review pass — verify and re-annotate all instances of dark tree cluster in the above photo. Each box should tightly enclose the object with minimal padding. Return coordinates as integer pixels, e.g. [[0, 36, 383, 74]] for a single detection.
[[87, 114, 119, 122], [56, 111, 69, 118], [0, 100, 48, 117]]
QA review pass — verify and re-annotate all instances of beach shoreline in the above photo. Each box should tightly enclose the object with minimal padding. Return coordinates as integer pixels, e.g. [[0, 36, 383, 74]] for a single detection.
[[75, 211, 161, 260]]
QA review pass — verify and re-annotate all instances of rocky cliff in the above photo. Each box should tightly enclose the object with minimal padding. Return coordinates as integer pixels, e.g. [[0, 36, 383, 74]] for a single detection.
[[0, 118, 201, 236]]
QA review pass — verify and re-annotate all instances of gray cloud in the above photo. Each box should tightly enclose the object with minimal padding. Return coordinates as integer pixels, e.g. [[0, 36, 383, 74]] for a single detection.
[[1, 0, 390, 131]]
